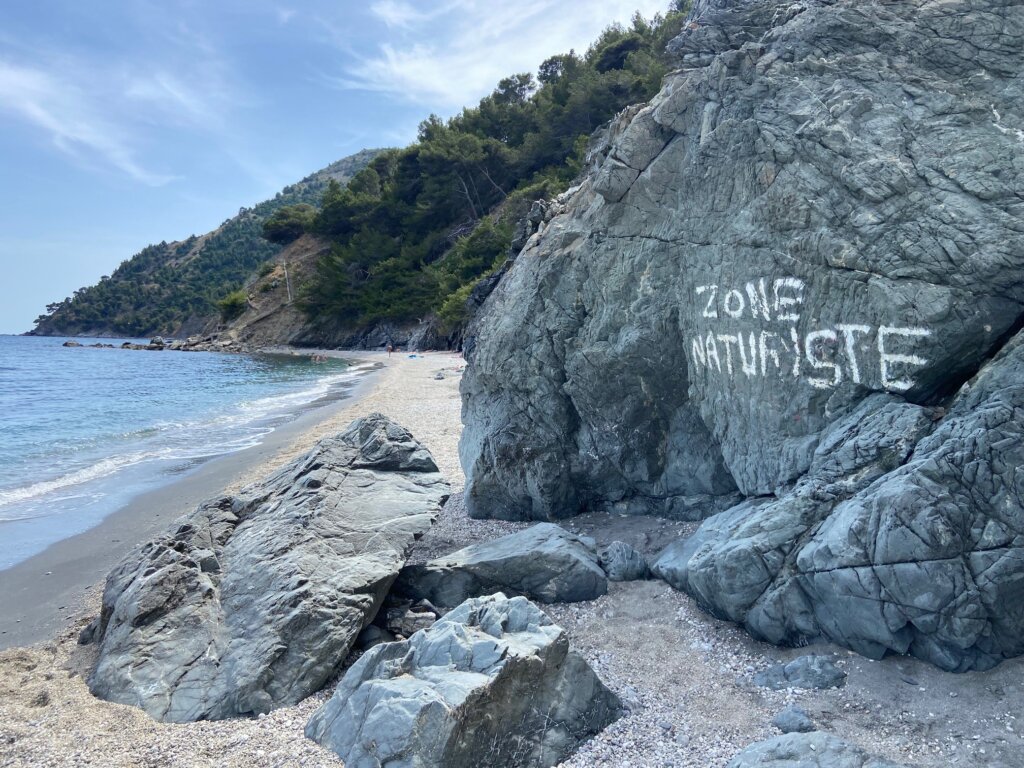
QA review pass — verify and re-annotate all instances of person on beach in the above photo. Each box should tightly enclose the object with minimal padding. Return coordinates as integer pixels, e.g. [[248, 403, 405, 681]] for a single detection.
[[387, 343, 393, 357]]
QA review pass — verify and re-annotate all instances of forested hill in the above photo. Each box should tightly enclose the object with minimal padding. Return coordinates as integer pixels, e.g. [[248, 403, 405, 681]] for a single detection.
[[30, 149, 379, 338], [32, 3, 694, 346], [273, 5, 693, 346]]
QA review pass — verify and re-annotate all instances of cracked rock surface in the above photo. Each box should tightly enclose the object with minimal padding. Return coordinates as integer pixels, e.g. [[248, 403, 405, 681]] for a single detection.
[[305, 593, 621, 768], [461, 0, 1024, 671], [87, 413, 449, 722]]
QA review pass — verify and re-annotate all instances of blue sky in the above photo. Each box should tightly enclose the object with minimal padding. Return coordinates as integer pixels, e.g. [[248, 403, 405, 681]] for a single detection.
[[0, 0, 670, 334]]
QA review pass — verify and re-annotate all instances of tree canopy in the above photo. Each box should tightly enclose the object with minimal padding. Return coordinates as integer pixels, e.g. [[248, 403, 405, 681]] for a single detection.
[[299, 6, 691, 332]]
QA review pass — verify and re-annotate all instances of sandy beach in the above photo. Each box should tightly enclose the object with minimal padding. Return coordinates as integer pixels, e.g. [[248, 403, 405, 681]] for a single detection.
[[1, 350, 1022, 768]]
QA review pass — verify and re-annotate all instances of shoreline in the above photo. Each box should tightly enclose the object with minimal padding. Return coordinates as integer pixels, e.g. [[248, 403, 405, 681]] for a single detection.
[[0, 351, 389, 649]]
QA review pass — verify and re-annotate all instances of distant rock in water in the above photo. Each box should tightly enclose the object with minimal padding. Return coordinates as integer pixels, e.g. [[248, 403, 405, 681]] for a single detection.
[[305, 593, 622, 768], [461, 0, 1024, 671], [87, 413, 448, 722]]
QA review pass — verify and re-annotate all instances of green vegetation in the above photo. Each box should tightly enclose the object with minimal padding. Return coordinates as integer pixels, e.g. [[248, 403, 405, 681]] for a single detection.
[[217, 289, 249, 321], [34, 4, 693, 341], [262, 204, 317, 245], [298, 7, 690, 332], [33, 150, 379, 337]]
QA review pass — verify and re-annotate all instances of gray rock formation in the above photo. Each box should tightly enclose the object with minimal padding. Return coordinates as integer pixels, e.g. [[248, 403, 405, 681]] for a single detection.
[[460, 0, 1024, 671], [771, 706, 815, 734], [305, 593, 622, 768], [754, 656, 847, 691], [598, 541, 650, 582], [87, 414, 448, 722], [727, 732, 907, 768], [395, 523, 606, 610]]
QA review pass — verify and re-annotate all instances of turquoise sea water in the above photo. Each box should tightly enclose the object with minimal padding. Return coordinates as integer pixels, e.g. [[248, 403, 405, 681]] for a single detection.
[[0, 335, 369, 569]]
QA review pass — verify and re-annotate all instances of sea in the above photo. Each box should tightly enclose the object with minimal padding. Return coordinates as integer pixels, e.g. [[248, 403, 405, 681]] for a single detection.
[[0, 335, 372, 570]]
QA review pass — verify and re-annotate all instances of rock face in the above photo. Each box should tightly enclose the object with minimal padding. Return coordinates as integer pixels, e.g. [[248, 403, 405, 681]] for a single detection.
[[87, 414, 448, 722], [727, 732, 907, 768], [460, 0, 1024, 671], [305, 593, 622, 768], [395, 523, 607, 610]]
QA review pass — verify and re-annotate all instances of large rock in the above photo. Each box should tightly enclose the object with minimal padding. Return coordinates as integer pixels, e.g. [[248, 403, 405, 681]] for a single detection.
[[305, 593, 622, 768], [598, 541, 650, 582], [656, 340, 1024, 670], [87, 414, 448, 722], [771, 707, 815, 735], [727, 732, 907, 768], [460, 0, 1024, 671], [394, 523, 607, 609]]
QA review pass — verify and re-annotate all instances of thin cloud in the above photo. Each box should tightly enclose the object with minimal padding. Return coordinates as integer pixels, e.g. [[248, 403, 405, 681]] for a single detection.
[[369, 1, 429, 28], [339, 0, 672, 109], [125, 70, 233, 132], [368, 0, 465, 29], [0, 16, 248, 187], [0, 60, 174, 186]]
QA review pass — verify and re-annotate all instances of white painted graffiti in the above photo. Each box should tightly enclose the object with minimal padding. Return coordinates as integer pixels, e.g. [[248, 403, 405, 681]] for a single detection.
[[689, 279, 931, 392]]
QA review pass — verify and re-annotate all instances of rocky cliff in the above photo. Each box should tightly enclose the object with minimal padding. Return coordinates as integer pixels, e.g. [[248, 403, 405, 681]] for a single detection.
[[461, 0, 1024, 671]]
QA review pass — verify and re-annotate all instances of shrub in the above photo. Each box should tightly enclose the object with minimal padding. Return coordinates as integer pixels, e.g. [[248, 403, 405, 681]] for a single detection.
[[262, 204, 316, 244], [217, 290, 248, 321]]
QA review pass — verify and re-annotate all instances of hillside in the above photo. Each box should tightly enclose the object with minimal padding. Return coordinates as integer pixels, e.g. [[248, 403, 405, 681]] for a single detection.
[[30, 149, 379, 338], [147, 7, 698, 352], [295, 10, 692, 345], [33, 7, 695, 349]]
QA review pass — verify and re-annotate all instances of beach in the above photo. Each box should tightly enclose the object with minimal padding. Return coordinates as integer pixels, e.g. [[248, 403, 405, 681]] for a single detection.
[[1, 350, 1022, 768], [0, 350, 462, 650], [0, 350, 470, 767]]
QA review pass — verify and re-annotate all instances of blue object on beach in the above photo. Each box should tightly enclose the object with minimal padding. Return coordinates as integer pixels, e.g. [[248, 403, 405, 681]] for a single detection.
[[408, 354, 418, 358]]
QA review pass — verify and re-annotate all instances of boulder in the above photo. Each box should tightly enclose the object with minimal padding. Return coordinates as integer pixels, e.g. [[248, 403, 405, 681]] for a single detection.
[[657, 341, 1024, 671], [461, 0, 1024, 671], [771, 706, 815, 734], [754, 656, 846, 691], [727, 732, 908, 768], [354, 625, 395, 652], [598, 541, 649, 582], [305, 593, 622, 768], [87, 413, 448, 722], [394, 523, 607, 609]]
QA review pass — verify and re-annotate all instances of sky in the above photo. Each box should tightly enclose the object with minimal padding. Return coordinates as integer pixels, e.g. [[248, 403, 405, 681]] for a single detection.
[[0, 0, 671, 334]]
